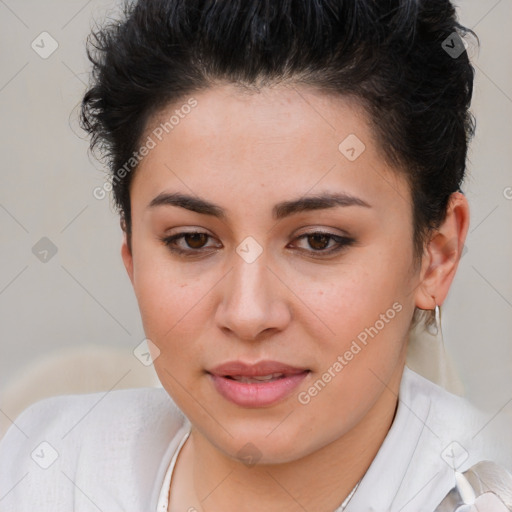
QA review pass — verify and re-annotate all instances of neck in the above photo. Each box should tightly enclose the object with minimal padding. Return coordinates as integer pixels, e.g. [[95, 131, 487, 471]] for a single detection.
[[172, 363, 405, 512]]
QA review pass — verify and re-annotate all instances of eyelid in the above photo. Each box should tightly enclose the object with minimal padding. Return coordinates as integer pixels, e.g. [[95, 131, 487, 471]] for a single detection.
[[292, 225, 351, 238]]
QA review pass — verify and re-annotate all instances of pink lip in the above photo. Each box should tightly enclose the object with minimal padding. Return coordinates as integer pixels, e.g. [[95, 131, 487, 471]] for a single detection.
[[207, 360, 310, 407]]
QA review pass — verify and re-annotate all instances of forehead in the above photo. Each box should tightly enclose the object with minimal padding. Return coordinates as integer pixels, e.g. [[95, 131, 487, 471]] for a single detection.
[[148, 83, 372, 160], [133, 83, 411, 217]]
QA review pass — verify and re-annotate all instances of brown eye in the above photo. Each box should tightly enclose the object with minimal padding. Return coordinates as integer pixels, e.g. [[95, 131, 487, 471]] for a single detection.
[[291, 231, 355, 256], [307, 233, 331, 250], [160, 231, 222, 256], [183, 232, 208, 249]]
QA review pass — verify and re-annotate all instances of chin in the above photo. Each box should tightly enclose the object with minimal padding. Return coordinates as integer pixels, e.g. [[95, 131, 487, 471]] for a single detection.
[[202, 421, 329, 466]]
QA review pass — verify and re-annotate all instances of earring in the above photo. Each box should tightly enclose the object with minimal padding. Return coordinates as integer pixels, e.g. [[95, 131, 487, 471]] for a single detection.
[[433, 303, 443, 338], [407, 298, 464, 394], [426, 299, 443, 341]]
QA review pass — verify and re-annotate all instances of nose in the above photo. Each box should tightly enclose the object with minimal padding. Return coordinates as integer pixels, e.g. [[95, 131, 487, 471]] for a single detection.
[[215, 250, 292, 342]]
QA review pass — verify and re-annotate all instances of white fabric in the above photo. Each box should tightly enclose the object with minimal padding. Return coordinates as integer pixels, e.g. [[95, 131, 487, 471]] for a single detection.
[[0, 367, 507, 512], [155, 429, 189, 511]]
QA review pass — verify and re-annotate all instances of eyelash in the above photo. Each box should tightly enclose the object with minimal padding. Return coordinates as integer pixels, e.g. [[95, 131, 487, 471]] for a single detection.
[[159, 230, 355, 258]]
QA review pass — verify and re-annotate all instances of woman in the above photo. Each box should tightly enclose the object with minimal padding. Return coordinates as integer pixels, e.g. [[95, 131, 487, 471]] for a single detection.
[[0, 0, 511, 511]]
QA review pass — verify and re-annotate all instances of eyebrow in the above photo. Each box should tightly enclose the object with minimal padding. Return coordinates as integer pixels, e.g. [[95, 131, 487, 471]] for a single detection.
[[148, 191, 371, 220]]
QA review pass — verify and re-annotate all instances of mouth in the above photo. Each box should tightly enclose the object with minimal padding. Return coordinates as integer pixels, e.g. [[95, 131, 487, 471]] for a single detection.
[[207, 360, 310, 407], [223, 373, 294, 384]]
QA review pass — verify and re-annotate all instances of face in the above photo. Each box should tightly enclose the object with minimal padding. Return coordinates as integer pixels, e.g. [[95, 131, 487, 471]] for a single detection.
[[123, 83, 423, 464]]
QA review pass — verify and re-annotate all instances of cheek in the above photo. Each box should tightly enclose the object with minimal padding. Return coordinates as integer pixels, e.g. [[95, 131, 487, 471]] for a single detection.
[[298, 252, 413, 406], [304, 255, 409, 342], [132, 265, 210, 397], [135, 278, 202, 342], [131, 247, 203, 343]]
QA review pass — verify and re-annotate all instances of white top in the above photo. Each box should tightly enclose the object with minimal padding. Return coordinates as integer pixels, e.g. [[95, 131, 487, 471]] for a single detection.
[[0, 366, 509, 512], [155, 428, 189, 511]]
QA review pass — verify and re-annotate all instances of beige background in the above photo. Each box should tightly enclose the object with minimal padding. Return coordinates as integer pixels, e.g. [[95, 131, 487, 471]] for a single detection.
[[0, 0, 511, 437]]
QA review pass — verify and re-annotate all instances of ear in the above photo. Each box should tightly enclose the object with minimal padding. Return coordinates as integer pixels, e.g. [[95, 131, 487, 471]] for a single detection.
[[414, 191, 470, 309], [120, 219, 134, 285]]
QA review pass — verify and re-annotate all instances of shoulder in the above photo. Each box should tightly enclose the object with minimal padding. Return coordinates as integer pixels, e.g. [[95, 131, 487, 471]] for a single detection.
[[0, 387, 189, 512], [3, 386, 177, 432], [401, 365, 481, 424], [0, 386, 184, 454], [400, 367, 511, 506], [400, 366, 506, 464], [348, 366, 511, 511]]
